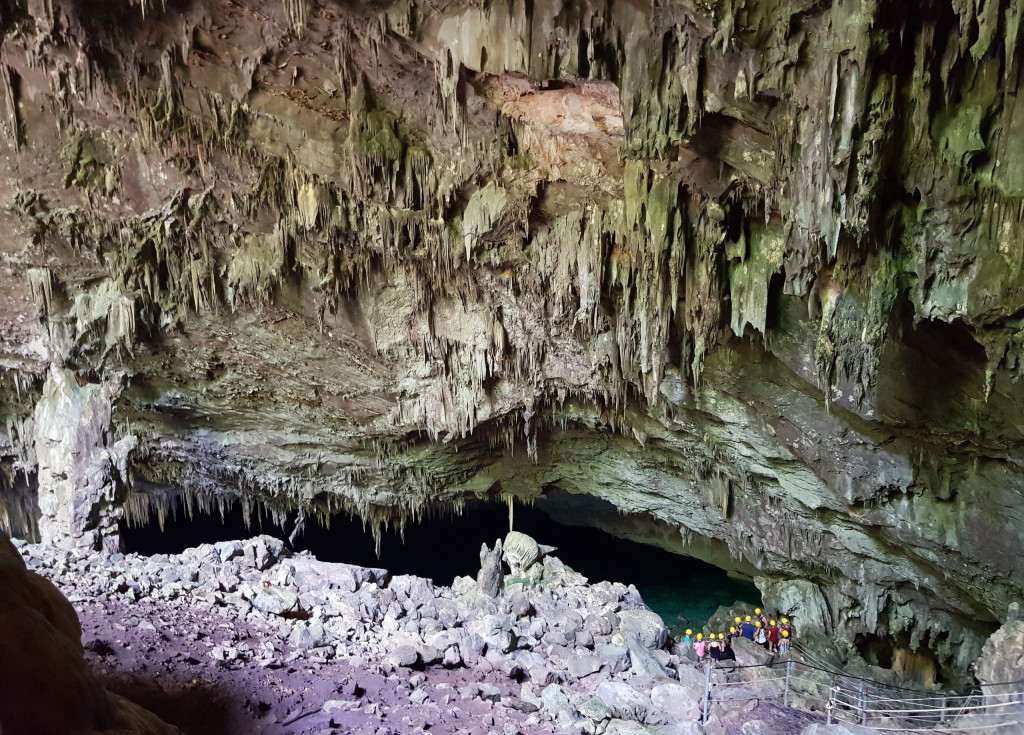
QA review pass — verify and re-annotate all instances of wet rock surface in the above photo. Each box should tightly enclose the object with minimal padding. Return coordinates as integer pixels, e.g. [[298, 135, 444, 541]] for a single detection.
[[14, 535, 826, 735]]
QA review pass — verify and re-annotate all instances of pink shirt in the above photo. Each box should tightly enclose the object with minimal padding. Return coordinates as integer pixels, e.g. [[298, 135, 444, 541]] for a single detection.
[[695, 641, 706, 657]]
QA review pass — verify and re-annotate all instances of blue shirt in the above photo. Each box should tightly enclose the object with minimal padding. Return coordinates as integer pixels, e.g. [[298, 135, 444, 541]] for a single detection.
[[740, 622, 755, 639]]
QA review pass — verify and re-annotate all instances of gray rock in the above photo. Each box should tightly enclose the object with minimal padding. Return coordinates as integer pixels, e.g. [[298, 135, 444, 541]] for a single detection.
[[418, 644, 442, 665], [596, 682, 662, 725], [507, 591, 533, 618], [442, 644, 463, 667], [478, 539, 504, 598], [596, 643, 631, 674], [975, 611, 1024, 696], [387, 645, 420, 668], [540, 684, 573, 716], [625, 633, 671, 678], [577, 696, 613, 722], [651, 681, 702, 722], [249, 535, 286, 570], [529, 664, 560, 686], [252, 586, 299, 616], [674, 662, 707, 690], [214, 540, 244, 563], [567, 654, 604, 679], [585, 614, 613, 636], [478, 683, 501, 702], [617, 609, 668, 649], [289, 621, 326, 649]]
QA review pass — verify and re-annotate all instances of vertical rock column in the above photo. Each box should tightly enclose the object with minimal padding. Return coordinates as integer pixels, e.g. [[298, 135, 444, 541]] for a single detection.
[[32, 366, 136, 552]]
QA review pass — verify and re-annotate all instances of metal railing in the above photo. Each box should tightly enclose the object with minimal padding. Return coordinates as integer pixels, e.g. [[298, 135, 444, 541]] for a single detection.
[[697, 645, 1024, 733]]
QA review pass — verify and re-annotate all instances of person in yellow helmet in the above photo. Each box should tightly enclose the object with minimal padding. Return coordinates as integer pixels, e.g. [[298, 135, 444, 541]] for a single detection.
[[695, 633, 706, 662], [707, 632, 721, 661], [684, 628, 693, 644], [768, 619, 780, 653], [779, 628, 791, 655], [755, 620, 768, 648], [721, 630, 736, 661], [740, 616, 755, 640], [735, 616, 742, 624]]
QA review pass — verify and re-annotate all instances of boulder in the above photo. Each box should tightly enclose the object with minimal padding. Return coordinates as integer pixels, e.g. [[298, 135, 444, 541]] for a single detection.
[[596, 643, 631, 674], [252, 586, 300, 616], [651, 681, 703, 722], [0, 533, 180, 735], [387, 645, 420, 668], [625, 632, 672, 678], [617, 608, 669, 649], [974, 604, 1024, 698], [756, 577, 832, 634], [478, 539, 504, 598], [567, 653, 604, 679], [596, 682, 663, 725]]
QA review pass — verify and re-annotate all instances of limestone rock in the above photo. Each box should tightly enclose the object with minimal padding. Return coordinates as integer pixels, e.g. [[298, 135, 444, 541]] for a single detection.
[[973, 606, 1024, 696], [252, 587, 300, 617], [617, 609, 669, 650], [0, 534, 179, 734], [595, 681, 662, 725], [478, 538, 504, 598]]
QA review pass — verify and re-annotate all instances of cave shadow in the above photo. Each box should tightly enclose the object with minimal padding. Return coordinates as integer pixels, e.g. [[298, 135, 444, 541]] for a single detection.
[[95, 671, 249, 735]]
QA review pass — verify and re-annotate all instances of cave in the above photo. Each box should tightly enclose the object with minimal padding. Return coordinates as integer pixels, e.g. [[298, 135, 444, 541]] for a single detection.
[[120, 493, 762, 635], [854, 632, 946, 689], [2, 0, 1023, 732]]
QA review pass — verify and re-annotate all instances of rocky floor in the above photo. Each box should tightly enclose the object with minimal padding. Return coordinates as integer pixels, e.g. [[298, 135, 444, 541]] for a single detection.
[[14, 536, 829, 735]]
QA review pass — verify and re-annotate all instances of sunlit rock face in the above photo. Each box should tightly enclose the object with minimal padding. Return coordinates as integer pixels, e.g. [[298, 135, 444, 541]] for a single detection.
[[0, 0, 1021, 678]]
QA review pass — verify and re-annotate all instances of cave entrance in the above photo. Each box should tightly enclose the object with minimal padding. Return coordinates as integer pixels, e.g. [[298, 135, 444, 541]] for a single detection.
[[120, 493, 761, 633]]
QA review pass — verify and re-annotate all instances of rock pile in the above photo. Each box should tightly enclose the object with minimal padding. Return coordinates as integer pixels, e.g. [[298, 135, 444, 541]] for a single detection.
[[13, 534, 828, 734]]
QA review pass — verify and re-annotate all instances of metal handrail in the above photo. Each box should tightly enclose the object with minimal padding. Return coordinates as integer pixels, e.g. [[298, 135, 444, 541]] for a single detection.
[[696, 649, 1024, 732]]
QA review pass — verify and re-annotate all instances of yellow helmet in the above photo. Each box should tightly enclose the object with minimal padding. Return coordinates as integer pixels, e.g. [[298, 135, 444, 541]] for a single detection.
[[781, 618, 788, 624], [734, 616, 741, 623], [745, 615, 752, 622], [770, 620, 777, 626], [755, 608, 762, 614], [755, 621, 762, 627], [697, 633, 703, 640], [783, 630, 790, 637], [685, 629, 692, 635], [730, 626, 736, 633], [719, 633, 725, 640]]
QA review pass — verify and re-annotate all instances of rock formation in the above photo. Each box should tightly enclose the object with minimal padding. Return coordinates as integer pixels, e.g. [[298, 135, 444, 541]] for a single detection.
[[0, 0, 1021, 681], [0, 533, 179, 735]]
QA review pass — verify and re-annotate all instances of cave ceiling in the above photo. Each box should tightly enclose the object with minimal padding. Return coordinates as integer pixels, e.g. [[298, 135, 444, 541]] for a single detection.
[[0, 0, 1023, 672]]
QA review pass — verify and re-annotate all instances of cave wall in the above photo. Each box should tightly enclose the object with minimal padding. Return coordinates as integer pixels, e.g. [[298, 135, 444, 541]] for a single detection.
[[0, 0, 1022, 673]]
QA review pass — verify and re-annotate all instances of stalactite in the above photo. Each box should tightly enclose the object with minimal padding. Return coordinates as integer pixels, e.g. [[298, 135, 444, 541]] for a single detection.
[[0, 63, 23, 149], [284, 0, 307, 35]]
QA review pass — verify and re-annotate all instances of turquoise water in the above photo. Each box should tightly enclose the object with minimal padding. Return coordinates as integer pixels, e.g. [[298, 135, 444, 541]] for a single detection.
[[638, 572, 762, 636]]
